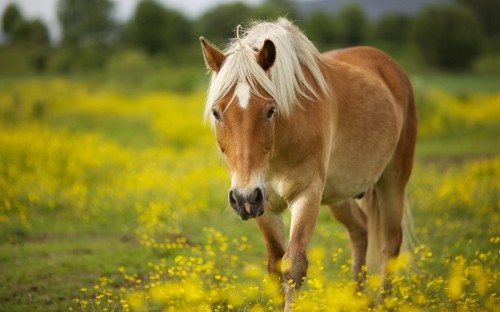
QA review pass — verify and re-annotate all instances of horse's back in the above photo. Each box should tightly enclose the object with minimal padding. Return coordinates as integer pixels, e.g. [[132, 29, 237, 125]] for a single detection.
[[323, 46, 413, 108], [323, 46, 414, 117]]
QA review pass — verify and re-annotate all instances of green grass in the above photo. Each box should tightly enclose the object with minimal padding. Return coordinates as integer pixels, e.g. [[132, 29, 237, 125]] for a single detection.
[[416, 126, 500, 159], [412, 71, 500, 95], [0, 209, 152, 312]]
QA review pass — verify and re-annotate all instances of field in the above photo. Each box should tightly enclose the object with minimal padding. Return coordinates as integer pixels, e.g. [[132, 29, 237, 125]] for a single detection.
[[0, 74, 499, 311]]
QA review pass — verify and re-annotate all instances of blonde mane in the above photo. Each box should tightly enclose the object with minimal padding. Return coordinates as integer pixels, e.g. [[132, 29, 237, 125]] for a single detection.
[[204, 18, 330, 120]]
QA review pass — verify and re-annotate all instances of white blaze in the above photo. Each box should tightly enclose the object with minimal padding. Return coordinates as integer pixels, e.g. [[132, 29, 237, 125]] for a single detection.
[[230, 171, 265, 196], [235, 82, 250, 109]]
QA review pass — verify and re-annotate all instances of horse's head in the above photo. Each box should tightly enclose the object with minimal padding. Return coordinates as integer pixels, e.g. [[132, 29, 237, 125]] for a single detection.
[[200, 37, 277, 220]]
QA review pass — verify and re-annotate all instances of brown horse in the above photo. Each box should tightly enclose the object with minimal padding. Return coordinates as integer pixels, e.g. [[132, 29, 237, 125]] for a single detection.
[[200, 18, 417, 309]]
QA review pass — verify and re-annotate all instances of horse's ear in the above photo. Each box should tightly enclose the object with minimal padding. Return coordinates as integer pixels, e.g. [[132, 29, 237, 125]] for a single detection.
[[256, 39, 276, 71], [200, 37, 225, 72]]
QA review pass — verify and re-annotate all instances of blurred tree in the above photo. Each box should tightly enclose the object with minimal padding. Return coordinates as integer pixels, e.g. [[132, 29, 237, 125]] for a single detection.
[[56, 0, 115, 70], [2, 3, 23, 36], [375, 13, 411, 45], [125, 0, 192, 55], [456, 0, 500, 52], [196, 2, 252, 46], [456, 0, 500, 38], [302, 11, 339, 51], [11, 19, 49, 46], [337, 4, 368, 46], [1, 4, 50, 72], [1, 3, 49, 46], [57, 0, 114, 47], [251, 0, 298, 21], [16, 20, 51, 72], [413, 5, 483, 70]]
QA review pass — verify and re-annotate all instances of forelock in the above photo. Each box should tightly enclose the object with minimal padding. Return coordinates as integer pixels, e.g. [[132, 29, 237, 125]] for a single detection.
[[204, 18, 330, 122]]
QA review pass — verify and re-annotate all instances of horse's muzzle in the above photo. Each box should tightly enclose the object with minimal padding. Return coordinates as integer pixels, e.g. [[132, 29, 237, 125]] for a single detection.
[[228, 187, 264, 220]]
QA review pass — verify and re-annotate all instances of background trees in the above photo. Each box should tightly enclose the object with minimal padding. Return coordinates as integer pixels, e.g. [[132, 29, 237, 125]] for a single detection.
[[1, 3, 22, 36], [302, 11, 339, 51], [1, 3, 50, 72], [125, 0, 193, 55], [413, 4, 483, 70], [195, 2, 253, 46], [375, 13, 411, 46], [58, 0, 114, 47], [336, 4, 368, 46], [0, 0, 498, 74], [1, 3, 49, 46], [56, 0, 115, 70]]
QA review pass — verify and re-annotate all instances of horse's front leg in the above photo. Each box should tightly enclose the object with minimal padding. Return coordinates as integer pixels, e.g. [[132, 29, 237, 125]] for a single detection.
[[282, 187, 321, 310]]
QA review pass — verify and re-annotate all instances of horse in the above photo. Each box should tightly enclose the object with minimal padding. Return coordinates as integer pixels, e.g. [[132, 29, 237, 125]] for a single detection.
[[200, 18, 417, 309]]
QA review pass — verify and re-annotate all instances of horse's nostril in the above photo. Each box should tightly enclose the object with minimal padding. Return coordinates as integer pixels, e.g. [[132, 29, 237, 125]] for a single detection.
[[248, 189, 256, 203], [252, 188, 264, 206], [229, 189, 238, 208]]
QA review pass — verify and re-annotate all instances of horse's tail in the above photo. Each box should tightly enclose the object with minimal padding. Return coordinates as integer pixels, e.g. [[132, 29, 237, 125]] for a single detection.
[[400, 195, 418, 262]]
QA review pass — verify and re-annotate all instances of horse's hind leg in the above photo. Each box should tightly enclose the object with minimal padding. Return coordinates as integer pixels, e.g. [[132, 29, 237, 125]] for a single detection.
[[369, 107, 416, 297], [365, 180, 406, 298], [328, 199, 368, 289]]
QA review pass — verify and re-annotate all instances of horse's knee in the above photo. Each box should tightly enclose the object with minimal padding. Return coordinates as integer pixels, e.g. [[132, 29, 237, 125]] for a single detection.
[[281, 251, 308, 292]]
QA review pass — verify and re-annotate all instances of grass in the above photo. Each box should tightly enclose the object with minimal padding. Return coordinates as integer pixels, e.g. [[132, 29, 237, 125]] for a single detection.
[[0, 207, 152, 312], [0, 75, 498, 311], [412, 71, 500, 96]]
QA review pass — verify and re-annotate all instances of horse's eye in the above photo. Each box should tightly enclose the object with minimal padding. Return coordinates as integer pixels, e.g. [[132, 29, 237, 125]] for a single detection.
[[212, 108, 221, 121], [266, 106, 276, 120]]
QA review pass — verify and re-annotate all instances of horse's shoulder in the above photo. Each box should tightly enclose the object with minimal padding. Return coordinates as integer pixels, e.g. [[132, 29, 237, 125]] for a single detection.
[[323, 47, 398, 74]]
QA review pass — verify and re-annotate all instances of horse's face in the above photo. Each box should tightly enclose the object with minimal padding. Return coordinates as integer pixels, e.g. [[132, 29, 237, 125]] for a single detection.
[[212, 85, 277, 220], [201, 38, 277, 220]]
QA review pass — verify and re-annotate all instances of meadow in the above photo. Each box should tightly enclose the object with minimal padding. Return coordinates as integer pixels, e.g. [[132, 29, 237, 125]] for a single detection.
[[0, 73, 498, 311]]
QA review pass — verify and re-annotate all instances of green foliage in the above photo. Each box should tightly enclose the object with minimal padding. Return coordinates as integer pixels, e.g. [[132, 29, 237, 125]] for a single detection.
[[251, 0, 298, 21], [375, 13, 412, 45], [0, 3, 50, 73], [107, 49, 151, 76], [195, 0, 299, 47], [56, 0, 115, 71], [52, 45, 110, 72], [457, 0, 500, 38], [1, 4, 49, 47], [1, 3, 22, 35], [337, 4, 368, 46], [456, 0, 500, 53], [124, 0, 193, 55], [196, 2, 253, 46], [11, 19, 49, 46], [57, 0, 114, 47], [1, 0, 499, 75], [302, 11, 340, 51], [413, 5, 483, 70]]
